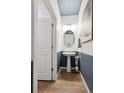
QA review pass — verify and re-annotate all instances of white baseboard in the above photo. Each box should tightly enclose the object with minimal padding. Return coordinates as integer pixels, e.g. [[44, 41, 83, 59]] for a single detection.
[[79, 71, 91, 93], [61, 66, 75, 70], [60, 67, 66, 69], [56, 67, 61, 79]]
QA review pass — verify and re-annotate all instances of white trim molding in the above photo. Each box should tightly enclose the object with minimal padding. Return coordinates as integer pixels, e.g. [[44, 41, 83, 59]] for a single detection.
[[56, 67, 61, 79], [79, 71, 91, 93]]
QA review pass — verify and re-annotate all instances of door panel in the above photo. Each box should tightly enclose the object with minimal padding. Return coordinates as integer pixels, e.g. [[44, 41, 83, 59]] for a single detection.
[[36, 18, 52, 80], [37, 55, 48, 73]]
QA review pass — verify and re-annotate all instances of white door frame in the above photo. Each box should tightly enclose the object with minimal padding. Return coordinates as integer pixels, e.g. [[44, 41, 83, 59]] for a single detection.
[[32, 0, 57, 93], [51, 18, 57, 80], [32, 0, 38, 93], [41, 0, 57, 81]]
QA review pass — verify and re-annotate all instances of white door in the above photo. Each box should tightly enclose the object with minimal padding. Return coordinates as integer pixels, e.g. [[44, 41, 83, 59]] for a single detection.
[[36, 18, 52, 80]]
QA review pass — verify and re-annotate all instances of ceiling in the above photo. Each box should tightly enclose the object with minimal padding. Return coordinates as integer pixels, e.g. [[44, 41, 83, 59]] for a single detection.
[[57, 0, 82, 16]]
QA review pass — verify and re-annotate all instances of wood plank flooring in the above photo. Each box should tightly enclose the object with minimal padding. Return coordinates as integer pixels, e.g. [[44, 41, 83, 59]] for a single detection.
[[38, 69, 88, 93]]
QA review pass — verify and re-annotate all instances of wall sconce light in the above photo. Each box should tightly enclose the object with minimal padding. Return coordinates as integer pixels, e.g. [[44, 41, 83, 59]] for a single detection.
[[63, 24, 76, 31]]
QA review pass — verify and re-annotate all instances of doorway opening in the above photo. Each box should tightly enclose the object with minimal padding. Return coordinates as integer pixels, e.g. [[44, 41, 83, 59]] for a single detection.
[[32, 0, 93, 93]]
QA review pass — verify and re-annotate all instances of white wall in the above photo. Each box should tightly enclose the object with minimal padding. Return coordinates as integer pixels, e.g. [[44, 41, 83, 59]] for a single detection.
[[38, 0, 51, 19], [78, 0, 89, 24], [78, 0, 93, 56], [61, 15, 79, 51], [47, 0, 62, 52], [81, 41, 93, 55]]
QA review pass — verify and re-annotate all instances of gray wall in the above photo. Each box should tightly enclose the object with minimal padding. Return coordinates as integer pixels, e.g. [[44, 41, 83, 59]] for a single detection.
[[79, 52, 93, 93], [78, 0, 93, 92], [57, 52, 62, 72]]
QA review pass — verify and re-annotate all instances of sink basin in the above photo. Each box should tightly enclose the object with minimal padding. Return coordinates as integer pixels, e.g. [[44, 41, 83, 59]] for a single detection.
[[62, 51, 76, 72], [63, 51, 76, 56]]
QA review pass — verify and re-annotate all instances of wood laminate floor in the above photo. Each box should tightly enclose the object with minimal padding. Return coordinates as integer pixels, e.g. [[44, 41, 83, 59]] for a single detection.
[[38, 69, 88, 93]]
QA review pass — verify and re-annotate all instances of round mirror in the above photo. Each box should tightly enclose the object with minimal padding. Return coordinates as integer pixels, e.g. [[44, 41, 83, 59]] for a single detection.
[[64, 30, 75, 48]]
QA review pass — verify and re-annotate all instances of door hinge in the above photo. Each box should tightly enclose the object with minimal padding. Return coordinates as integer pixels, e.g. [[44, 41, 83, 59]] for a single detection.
[[51, 45, 53, 49], [51, 24, 54, 27], [51, 68, 54, 71]]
